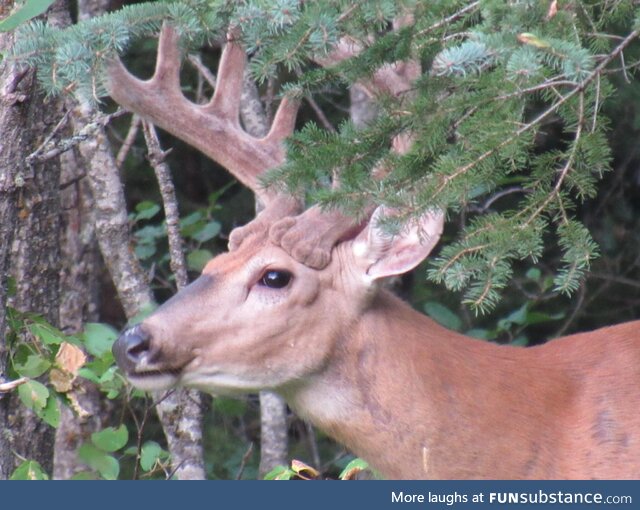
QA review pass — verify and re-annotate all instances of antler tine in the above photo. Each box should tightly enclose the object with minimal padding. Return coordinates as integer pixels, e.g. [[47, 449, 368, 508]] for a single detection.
[[207, 29, 245, 122], [106, 23, 305, 205], [152, 23, 182, 94], [263, 97, 300, 146]]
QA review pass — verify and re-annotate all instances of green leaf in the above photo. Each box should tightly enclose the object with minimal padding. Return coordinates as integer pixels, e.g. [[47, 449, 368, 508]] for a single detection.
[[10, 460, 49, 480], [0, 0, 56, 32], [77, 367, 100, 384], [510, 335, 529, 346], [78, 443, 120, 480], [135, 201, 161, 221], [14, 353, 51, 378], [180, 211, 204, 228], [140, 441, 163, 472], [18, 380, 49, 411], [40, 394, 60, 428], [28, 322, 66, 345], [70, 471, 99, 480], [339, 458, 370, 480], [91, 425, 128, 452], [466, 328, 492, 340], [263, 465, 295, 480], [423, 302, 462, 331], [82, 322, 118, 358], [525, 267, 542, 281], [192, 221, 221, 243], [187, 249, 213, 272], [7, 276, 16, 297], [135, 225, 165, 240], [135, 243, 157, 260]]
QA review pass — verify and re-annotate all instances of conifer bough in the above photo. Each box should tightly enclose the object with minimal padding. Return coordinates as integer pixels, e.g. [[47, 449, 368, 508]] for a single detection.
[[12, 0, 640, 312]]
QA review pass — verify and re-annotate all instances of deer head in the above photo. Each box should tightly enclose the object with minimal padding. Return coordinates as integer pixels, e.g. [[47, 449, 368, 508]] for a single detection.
[[113, 207, 444, 394]]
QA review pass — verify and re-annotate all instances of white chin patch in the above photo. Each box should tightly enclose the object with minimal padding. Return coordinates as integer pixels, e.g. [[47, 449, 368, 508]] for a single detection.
[[181, 372, 263, 396], [127, 373, 179, 392]]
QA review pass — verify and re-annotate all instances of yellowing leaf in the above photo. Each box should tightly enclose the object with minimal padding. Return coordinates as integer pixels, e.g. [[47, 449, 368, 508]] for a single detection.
[[51, 342, 87, 393], [56, 342, 87, 375], [291, 459, 320, 480], [339, 458, 370, 480], [49, 368, 74, 393]]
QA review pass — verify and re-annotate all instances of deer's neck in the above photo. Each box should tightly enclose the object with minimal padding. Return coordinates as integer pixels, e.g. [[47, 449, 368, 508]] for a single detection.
[[283, 291, 575, 479]]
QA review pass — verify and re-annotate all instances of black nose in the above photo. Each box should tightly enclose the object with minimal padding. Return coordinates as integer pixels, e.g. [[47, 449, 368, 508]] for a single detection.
[[112, 325, 151, 374]]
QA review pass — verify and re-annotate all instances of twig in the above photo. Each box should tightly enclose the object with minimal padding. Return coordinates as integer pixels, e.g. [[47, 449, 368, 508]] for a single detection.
[[519, 91, 585, 227], [29, 109, 72, 158], [141, 121, 189, 290], [27, 109, 126, 165], [116, 114, 141, 169], [305, 422, 321, 470], [415, 1, 481, 37], [187, 54, 217, 89], [0, 377, 28, 393], [306, 96, 337, 133], [554, 281, 587, 337], [235, 443, 254, 480], [466, 186, 528, 213]]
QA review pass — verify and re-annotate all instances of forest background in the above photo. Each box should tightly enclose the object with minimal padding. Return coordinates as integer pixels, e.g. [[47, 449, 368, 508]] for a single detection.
[[0, 0, 639, 480]]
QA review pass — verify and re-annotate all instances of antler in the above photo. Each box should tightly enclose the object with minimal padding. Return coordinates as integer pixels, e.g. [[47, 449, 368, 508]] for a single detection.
[[106, 24, 300, 213], [269, 16, 422, 269], [106, 19, 424, 270]]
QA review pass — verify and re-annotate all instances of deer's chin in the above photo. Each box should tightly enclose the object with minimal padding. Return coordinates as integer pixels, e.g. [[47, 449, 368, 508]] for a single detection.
[[125, 372, 180, 392], [180, 371, 265, 397]]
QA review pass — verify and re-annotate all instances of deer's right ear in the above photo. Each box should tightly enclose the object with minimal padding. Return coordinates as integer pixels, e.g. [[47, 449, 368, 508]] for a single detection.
[[352, 206, 444, 282]]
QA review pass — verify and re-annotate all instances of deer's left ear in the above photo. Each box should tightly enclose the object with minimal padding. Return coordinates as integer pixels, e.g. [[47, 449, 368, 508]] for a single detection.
[[353, 206, 444, 281]]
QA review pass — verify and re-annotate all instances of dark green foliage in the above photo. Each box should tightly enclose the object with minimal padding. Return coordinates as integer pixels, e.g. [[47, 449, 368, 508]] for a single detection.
[[12, 1, 640, 314]]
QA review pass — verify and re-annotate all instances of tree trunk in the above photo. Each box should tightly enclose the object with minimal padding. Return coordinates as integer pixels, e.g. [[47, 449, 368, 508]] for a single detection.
[[53, 146, 108, 479], [0, 0, 69, 478]]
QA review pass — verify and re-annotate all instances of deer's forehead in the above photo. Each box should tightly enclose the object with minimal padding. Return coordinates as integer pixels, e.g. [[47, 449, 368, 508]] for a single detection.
[[201, 237, 286, 276]]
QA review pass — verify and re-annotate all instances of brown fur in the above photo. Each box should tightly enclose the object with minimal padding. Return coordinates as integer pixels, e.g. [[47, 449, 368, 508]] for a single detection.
[[116, 231, 640, 479]]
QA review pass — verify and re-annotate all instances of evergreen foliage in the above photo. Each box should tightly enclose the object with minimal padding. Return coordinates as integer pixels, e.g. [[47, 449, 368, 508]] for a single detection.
[[10, 0, 640, 312]]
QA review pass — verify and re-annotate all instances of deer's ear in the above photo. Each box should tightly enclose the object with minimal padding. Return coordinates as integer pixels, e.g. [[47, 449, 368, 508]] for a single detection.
[[353, 206, 444, 281]]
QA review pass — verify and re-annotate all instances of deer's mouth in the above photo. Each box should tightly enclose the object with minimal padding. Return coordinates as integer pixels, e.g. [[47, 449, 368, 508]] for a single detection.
[[112, 325, 188, 390], [122, 367, 183, 391]]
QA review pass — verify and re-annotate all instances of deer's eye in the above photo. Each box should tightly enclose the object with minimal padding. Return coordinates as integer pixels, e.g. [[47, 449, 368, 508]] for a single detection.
[[259, 270, 292, 289]]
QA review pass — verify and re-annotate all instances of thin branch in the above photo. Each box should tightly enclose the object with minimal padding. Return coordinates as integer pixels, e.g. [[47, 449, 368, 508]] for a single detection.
[[305, 96, 337, 133], [235, 442, 254, 480], [0, 377, 28, 393], [466, 186, 528, 214], [116, 114, 141, 169], [519, 91, 585, 227], [26, 110, 126, 165], [555, 281, 587, 337], [141, 121, 188, 290], [415, 2, 481, 37], [187, 53, 217, 90]]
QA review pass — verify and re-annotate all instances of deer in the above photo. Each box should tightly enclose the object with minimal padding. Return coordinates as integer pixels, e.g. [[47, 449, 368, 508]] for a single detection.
[[109, 23, 640, 479]]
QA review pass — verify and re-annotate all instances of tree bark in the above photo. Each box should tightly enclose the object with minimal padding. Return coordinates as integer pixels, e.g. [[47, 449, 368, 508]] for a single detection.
[[53, 147, 108, 479], [0, 0, 69, 478], [0, 27, 23, 481], [50, 0, 117, 480]]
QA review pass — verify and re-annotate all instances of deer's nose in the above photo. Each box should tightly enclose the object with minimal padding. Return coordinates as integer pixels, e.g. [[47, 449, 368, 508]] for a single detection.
[[113, 325, 152, 373]]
